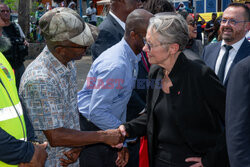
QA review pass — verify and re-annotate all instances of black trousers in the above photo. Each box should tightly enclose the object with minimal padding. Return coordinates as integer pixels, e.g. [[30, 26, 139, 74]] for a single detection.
[[126, 141, 139, 167], [79, 114, 118, 167], [14, 64, 25, 90]]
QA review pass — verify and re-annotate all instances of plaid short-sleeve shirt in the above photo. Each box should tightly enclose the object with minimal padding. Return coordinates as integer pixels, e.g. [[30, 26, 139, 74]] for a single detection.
[[19, 47, 80, 167]]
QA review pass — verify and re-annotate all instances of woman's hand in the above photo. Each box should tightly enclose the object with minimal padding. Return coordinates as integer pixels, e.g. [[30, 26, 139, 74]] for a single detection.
[[185, 157, 204, 167]]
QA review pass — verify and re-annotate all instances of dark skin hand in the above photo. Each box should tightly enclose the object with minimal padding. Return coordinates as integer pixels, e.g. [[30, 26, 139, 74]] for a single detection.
[[18, 142, 48, 167], [116, 147, 129, 167], [57, 128, 125, 166], [43, 127, 124, 166], [60, 147, 82, 167], [43, 127, 124, 147]]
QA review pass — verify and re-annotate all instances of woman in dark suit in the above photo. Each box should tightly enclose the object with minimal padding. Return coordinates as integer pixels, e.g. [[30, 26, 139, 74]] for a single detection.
[[119, 14, 228, 167]]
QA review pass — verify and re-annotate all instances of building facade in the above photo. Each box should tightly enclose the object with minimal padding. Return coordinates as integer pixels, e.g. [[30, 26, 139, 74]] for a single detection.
[[173, 0, 232, 12]]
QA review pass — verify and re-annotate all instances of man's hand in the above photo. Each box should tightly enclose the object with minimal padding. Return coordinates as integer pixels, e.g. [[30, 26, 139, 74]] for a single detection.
[[59, 147, 82, 167], [116, 147, 129, 167], [102, 129, 125, 147], [19, 142, 48, 167], [24, 40, 29, 47], [112, 125, 129, 148]]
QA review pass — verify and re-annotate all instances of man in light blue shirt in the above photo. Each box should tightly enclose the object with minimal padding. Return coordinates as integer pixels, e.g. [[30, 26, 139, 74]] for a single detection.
[[86, 1, 97, 26], [79, 37, 139, 130], [78, 9, 153, 167]]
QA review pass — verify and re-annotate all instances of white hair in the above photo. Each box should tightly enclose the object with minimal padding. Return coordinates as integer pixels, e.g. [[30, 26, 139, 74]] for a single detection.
[[148, 13, 189, 51]]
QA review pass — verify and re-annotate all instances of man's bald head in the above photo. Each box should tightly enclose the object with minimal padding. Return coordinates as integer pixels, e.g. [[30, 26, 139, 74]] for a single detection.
[[125, 9, 153, 37], [124, 9, 153, 55], [0, 3, 10, 24]]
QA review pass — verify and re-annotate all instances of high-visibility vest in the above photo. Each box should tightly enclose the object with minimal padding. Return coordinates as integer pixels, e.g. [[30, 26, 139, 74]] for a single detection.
[[0, 52, 27, 167]]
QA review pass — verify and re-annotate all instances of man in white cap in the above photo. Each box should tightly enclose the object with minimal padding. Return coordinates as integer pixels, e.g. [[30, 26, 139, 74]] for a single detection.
[[19, 7, 124, 167], [68, 1, 77, 10]]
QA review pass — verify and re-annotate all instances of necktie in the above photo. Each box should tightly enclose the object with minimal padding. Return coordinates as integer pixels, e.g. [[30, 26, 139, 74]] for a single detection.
[[141, 52, 150, 73], [217, 45, 233, 83]]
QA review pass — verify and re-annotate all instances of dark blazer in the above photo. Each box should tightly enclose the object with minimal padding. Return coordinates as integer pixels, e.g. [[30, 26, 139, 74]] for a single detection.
[[91, 14, 125, 61], [202, 38, 250, 87], [226, 56, 250, 167], [126, 52, 149, 121], [125, 53, 228, 167]]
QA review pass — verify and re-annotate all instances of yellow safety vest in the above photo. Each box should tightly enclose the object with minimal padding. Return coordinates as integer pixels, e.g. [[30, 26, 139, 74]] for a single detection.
[[0, 52, 27, 167]]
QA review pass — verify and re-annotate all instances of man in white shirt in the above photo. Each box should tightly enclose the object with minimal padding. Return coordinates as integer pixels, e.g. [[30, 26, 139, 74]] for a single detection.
[[86, 1, 97, 26], [202, 3, 250, 87]]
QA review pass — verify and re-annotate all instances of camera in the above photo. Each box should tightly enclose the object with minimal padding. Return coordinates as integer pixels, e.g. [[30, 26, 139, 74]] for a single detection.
[[10, 37, 28, 57]]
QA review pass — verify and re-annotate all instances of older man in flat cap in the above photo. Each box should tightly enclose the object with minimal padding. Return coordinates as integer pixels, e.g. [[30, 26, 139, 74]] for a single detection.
[[19, 7, 124, 167]]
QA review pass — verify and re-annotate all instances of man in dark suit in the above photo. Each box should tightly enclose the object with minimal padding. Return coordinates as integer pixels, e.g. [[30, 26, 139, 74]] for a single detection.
[[226, 56, 250, 167], [91, 0, 140, 61], [203, 3, 250, 87]]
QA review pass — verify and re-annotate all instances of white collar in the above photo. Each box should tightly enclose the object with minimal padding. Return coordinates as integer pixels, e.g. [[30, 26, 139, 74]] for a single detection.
[[221, 37, 246, 51], [109, 11, 125, 30]]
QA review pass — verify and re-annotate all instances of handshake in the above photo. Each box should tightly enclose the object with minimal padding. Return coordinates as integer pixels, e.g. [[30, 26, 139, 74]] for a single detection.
[[102, 125, 129, 167], [18, 125, 130, 167], [58, 125, 130, 167], [102, 125, 127, 148]]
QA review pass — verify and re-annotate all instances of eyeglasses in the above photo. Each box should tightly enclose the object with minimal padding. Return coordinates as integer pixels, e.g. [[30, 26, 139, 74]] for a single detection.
[[187, 21, 197, 27], [143, 38, 168, 51], [54, 45, 88, 50], [0, 10, 10, 13], [220, 18, 248, 26]]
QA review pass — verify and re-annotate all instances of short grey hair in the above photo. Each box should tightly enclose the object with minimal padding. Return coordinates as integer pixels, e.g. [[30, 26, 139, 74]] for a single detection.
[[148, 13, 189, 51]]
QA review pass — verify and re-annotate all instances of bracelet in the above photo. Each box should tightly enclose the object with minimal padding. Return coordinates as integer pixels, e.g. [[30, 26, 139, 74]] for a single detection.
[[30, 141, 40, 145]]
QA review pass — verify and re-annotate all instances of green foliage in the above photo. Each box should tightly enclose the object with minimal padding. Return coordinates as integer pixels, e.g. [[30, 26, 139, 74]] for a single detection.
[[31, 2, 40, 16], [3, 0, 18, 11]]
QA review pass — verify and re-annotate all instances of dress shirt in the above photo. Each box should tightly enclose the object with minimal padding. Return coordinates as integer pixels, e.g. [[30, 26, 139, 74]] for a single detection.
[[86, 7, 97, 22], [246, 31, 250, 41], [19, 46, 80, 167], [215, 37, 245, 82], [109, 11, 125, 30], [78, 38, 140, 130]]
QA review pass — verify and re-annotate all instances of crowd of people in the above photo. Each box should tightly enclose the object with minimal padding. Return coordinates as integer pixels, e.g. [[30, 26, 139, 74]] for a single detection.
[[0, 0, 249, 167]]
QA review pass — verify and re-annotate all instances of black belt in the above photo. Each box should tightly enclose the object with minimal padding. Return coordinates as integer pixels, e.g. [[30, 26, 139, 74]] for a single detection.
[[79, 113, 101, 131]]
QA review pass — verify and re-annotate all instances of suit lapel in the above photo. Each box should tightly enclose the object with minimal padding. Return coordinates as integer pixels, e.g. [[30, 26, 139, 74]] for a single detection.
[[151, 68, 163, 112], [211, 43, 222, 70], [107, 14, 125, 35], [224, 38, 250, 84]]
